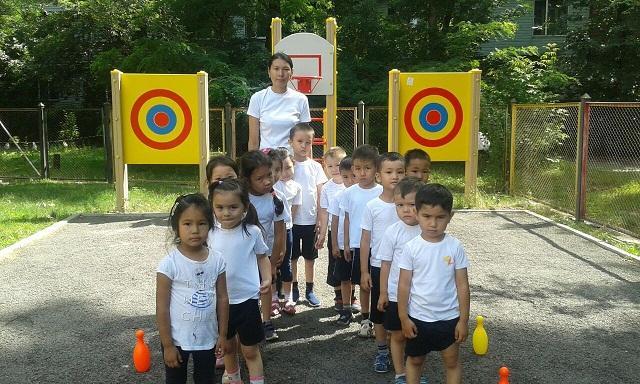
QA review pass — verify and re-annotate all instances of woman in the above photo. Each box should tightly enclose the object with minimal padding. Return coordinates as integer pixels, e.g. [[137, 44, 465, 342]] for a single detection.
[[247, 52, 311, 150]]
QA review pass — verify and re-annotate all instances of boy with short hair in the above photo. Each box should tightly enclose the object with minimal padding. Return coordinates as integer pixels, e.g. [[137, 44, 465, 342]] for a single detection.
[[404, 149, 431, 182], [316, 147, 347, 308], [328, 157, 357, 311], [335, 144, 382, 325], [377, 176, 426, 384], [289, 123, 328, 307], [359, 152, 405, 372], [398, 184, 470, 384]]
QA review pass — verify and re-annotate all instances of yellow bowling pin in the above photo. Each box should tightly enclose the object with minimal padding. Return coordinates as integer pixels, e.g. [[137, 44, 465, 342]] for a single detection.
[[472, 315, 489, 355]]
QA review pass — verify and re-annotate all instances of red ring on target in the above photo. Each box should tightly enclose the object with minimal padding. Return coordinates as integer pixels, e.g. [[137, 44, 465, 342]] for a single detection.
[[404, 87, 463, 147], [131, 89, 192, 150]]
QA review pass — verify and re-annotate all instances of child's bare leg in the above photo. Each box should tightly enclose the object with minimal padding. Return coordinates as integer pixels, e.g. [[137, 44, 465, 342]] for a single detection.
[[304, 258, 315, 284], [360, 287, 370, 313], [282, 281, 292, 300], [223, 336, 240, 374], [390, 330, 406, 376], [291, 257, 298, 283], [240, 343, 264, 378], [340, 280, 352, 306], [260, 288, 271, 322], [441, 343, 461, 384], [405, 355, 425, 384]]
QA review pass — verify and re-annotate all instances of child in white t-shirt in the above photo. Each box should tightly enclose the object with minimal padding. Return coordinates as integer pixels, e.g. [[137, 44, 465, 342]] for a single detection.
[[315, 147, 347, 306], [404, 148, 431, 183], [289, 123, 328, 307], [398, 183, 470, 384], [270, 147, 301, 315], [377, 177, 425, 384], [207, 179, 271, 384], [239, 150, 289, 342], [157, 193, 228, 384], [359, 152, 405, 371], [336, 145, 382, 325]]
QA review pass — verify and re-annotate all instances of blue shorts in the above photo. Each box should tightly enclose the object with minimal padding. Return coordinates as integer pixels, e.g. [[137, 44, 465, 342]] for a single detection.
[[405, 316, 459, 357]]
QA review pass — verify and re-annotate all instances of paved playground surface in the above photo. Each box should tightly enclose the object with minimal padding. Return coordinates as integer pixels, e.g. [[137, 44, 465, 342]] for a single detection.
[[0, 211, 638, 383]]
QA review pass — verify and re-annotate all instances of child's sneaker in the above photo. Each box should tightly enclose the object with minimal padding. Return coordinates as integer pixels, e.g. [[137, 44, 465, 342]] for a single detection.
[[292, 285, 300, 303], [336, 310, 353, 325], [394, 376, 407, 384], [270, 299, 280, 317], [358, 319, 374, 338], [419, 376, 429, 384], [374, 352, 390, 373], [263, 321, 278, 341], [305, 290, 321, 307], [281, 300, 296, 315], [351, 297, 361, 313], [334, 298, 343, 312], [221, 371, 242, 384]]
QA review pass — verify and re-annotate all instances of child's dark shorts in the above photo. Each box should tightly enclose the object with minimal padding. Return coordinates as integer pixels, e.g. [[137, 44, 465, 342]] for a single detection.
[[292, 224, 318, 260], [326, 230, 340, 287], [277, 228, 293, 282], [369, 265, 384, 324], [405, 316, 459, 357], [383, 301, 402, 331], [227, 299, 264, 346], [334, 248, 363, 284]]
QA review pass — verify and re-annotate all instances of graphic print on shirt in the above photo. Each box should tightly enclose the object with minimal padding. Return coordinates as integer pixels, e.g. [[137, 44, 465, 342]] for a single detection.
[[187, 268, 214, 310]]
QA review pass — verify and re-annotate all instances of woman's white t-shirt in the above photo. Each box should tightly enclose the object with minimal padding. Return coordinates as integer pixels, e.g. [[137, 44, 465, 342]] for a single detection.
[[207, 225, 268, 305], [157, 248, 226, 350], [247, 87, 311, 149]]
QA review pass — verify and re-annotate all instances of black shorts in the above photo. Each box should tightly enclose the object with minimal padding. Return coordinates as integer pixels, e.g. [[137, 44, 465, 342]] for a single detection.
[[384, 301, 402, 331], [334, 248, 362, 284], [227, 299, 264, 346], [405, 316, 459, 357], [292, 224, 318, 260], [326, 230, 340, 287], [369, 265, 384, 324]]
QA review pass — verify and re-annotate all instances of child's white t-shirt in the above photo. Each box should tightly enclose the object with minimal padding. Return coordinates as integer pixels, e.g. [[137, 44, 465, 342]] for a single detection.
[[207, 225, 268, 305], [250, 190, 290, 254], [327, 189, 346, 250], [320, 179, 345, 232], [292, 158, 328, 225], [247, 87, 311, 149], [361, 197, 399, 267], [340, 183, 383, 249], [157, 247, 226, 350], [398, 234, 469, 322], [274, 179, 302, 230], [378, 221, 421, 302]]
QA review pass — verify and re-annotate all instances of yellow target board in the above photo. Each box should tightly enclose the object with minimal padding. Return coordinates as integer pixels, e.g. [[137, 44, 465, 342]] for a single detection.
[[121, 74, 199, 164]]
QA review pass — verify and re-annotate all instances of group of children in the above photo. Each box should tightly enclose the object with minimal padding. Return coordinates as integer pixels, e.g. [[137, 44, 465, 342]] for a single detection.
[[156, 123, 471, 384]]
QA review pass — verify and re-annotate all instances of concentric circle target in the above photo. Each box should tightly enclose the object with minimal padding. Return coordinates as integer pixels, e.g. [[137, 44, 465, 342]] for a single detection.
[[130, 89, 192, 150], [404, 87, 463, 147]]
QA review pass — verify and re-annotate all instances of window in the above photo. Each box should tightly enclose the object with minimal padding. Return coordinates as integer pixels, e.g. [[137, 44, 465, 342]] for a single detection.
[[533, 0, 568, 35]]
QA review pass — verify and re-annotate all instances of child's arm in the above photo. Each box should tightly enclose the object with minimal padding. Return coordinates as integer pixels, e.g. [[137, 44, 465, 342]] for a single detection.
[[272, 220, 286, 267], [315, 207, 328, 249], [454, 268, 470, 343], [257, 253, 272, 294], [215, 272, 230, 357], [314, 183, 323, 241], [156, 273, 182, 368], [330, 214, 341, 259], [359, 229, 372, 291], [248, 116, 259, 150], [343, 212, 351, 261], [378, 260, 391, 312], [398, 268, 417, 339]]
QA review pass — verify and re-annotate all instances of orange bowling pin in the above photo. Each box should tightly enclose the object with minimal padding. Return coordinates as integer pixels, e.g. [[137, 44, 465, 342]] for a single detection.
[[498, 366, 510, 384], [133, 329, 151, 372], [472, 315, 488, 355]]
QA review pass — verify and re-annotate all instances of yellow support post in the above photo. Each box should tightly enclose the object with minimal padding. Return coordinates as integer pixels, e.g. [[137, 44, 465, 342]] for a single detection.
[[110, 69, 128, 212], [325, 17, 337, 148], [464, 69, 481, 207], [271, 18, 282, 54], [387, 69, 400, 152], [197, 71, 210, 195]]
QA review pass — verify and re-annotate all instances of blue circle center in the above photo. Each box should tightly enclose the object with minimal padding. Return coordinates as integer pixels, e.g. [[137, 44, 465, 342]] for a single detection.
[[146, 105, 177, 135], [419, 103, 448, 133]]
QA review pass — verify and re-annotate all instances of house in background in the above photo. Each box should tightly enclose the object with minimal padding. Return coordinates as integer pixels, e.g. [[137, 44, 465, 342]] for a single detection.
[[480, 0, 588, 55]]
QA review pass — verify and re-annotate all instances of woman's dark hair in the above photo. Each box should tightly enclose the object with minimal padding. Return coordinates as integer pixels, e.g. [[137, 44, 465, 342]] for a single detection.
[[206, 155, 239, 183], [208, 178, 262, 236], [169, 193, 214, 244], [268, 52, 294, 69], [239, 150, 285, 216]]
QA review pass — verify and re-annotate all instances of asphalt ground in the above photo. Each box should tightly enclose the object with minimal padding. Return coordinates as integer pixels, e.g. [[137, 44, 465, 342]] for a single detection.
[[0, 211, 638, 383]]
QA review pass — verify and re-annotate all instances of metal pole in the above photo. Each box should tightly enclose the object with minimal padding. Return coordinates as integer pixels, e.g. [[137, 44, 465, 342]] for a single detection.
[[224, 102, 233, 158], [103, 102, 114, 183], [38, 102, 49, 178], [356, 100, 365, 146], [575, 93, 591, 221]]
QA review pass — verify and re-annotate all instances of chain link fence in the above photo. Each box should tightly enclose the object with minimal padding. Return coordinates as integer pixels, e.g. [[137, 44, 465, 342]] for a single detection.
[[0, 108, 41, 179], [510, 102, 640, 237]]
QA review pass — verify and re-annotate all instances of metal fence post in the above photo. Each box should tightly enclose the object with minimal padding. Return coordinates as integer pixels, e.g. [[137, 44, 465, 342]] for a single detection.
[[505, 98, 516, 193], [103, 102, 114, 183], [224, 102, 234, 158], [575, 93, 591, 222], [356, 100, 365, 146], [38, 102, 49, 179]]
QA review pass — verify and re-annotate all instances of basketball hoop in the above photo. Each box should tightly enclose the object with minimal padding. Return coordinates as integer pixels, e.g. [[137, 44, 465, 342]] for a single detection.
[[291, 75, 322, 94]]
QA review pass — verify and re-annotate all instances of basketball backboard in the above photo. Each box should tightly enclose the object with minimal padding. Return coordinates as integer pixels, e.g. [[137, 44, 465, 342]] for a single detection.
[[274, 33, 334, 96]]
